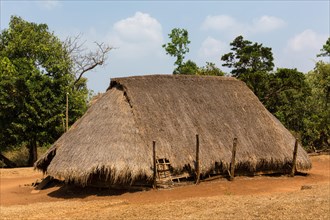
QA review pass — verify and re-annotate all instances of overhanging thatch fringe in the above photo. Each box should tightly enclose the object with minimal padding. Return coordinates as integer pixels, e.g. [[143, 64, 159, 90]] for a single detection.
[[35, 75, 311, 186]]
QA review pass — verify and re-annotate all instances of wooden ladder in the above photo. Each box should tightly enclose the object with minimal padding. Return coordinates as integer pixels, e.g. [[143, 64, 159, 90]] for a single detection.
[[155, 158, 191, 186], [156, 158, 172, 181]]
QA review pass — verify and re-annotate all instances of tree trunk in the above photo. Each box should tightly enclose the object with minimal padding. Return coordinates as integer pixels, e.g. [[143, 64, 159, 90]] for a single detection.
[[0, 153, 17, 168], [28, 141, 38, 166]]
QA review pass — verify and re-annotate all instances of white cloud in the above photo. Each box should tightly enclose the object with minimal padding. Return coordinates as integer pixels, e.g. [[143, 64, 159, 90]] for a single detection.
[[108, 12, 163, 59], [112, 12, 162, 44], [250, 16, 286, 33], [287, 29, 327, 52], [201, 15, 286, 36], [36, 1, 61, 10], [199, 37, 227, 58], [276, 30, 328, 73], [201, 15, 237, 31]]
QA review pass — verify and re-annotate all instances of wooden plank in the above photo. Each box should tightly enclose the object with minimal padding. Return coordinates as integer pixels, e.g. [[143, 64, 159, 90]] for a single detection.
[[171, 172, 190, 180]]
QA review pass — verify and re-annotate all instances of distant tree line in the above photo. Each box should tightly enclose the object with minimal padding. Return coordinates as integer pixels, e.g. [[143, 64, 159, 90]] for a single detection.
[[163, 28, 330, 150]]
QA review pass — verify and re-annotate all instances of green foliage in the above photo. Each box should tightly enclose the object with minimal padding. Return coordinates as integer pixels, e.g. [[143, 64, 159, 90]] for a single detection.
[[303, 61, 330, 148], [163, 28, 225, 76], [221, 35, 274, 77], [175, 60, 225, 76], [162, 28, 190, 73], [68, 77, 89, 125], [243, 65, 329, 150], [0, 16, 88, 165], [264, 68, 311, 134], [197, 62, 225, 76], [317, 37, 330, 57], [218, 35, 330, 150], [178, 60, 199, 75], [235, 71, 270, 101]]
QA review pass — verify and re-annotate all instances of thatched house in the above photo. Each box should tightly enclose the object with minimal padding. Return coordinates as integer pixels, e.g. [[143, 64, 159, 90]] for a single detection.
[[35, 75, 311, 186]]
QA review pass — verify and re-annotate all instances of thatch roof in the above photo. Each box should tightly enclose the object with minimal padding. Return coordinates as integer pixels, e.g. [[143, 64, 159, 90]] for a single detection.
[[35, 75, 311, 186]]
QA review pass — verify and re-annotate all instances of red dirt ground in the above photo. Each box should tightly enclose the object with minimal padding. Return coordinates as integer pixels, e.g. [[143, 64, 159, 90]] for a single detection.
[[0, 155, 329, 219], [1, 155, 329, 206]]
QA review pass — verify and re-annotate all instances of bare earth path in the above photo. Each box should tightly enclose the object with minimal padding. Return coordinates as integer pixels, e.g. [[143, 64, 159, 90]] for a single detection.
[[0, 155, 329, 219]]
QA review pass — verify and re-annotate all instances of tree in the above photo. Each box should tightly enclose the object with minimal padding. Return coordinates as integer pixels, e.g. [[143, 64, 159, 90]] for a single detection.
[[197, 62, 225, 76], [162, 28, 225, 76], [304, 61, 330, 149], [220, 36, 274, 99], [0, 16, 107, 166], [263, 68, 311, 136], [239, 71, 270, 102], [172, 60, 225, 76], [221, 35, 274, 78], [63, 34, 112, 89], [179, 60, 199, 75], [162, 28, 190, 74], [317, 37, 330, 57]]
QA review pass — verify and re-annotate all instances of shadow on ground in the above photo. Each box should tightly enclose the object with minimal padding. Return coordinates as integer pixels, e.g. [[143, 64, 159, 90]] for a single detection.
[[46, 181, 148, 199]]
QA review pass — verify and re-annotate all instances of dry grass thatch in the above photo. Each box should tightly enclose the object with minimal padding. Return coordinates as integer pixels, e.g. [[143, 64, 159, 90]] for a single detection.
[[35, 75, 311, 186]]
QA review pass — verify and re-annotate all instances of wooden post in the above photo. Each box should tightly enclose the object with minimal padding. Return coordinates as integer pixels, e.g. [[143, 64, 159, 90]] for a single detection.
[[290, 138, 299, 177], [229, 137, 237, 181], [195, 134, 200, 184], [152, 141, 157, 189], [66, 92, 69, 132]]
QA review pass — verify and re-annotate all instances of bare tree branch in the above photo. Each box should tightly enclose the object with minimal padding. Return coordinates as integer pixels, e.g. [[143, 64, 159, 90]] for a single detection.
[[64, 35, 113, 89]]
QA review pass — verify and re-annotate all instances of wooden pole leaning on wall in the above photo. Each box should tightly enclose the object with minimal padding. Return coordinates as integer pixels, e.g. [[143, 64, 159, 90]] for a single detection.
[[152, 141, 157, 189], [195, 134, 200, 185], [229, 137, 238, 181], [290, 138, 299, 177]]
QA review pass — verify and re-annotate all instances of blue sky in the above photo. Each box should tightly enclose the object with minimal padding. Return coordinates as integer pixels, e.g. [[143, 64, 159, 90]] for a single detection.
[[1, 0, 329, 93]]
